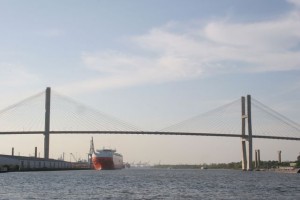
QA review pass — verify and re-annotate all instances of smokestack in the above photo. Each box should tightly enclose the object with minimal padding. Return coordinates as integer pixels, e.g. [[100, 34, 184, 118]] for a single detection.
[[35, 147, 37, 158], [12, 147, 14, 156]]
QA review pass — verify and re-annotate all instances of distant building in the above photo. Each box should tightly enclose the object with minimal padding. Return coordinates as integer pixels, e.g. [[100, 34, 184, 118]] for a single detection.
[[290, 163, 297, 167]]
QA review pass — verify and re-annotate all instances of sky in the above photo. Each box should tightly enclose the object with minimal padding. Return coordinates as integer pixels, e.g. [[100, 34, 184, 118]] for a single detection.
[[0, 0, 300, 164]]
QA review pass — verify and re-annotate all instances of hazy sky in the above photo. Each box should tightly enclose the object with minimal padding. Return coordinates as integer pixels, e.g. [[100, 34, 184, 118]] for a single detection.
[[0, 0, 299, 164]]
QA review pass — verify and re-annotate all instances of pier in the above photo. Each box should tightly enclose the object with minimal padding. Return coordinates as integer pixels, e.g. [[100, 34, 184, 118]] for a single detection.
[[0, 154, 71, 172]]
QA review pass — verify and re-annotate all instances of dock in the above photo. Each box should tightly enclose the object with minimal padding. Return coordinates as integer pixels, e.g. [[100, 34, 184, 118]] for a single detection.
[[0, 154, 91, 172]]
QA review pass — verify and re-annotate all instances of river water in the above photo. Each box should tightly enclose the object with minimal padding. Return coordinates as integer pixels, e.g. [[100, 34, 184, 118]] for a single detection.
[[0, 169, 299, 199]]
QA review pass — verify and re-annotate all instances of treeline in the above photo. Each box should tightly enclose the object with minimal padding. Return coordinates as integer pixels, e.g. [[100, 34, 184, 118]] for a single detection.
[[153, 162, 242, 169], [153, 160, 300, 170], [257, 160, 300, 169]]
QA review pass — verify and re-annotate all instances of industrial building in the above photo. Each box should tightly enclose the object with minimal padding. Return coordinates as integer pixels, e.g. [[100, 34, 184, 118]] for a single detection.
[[0, 154, 72, 171]]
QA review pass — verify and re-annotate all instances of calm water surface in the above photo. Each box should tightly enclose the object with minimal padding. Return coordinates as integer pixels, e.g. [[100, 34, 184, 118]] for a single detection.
[[0, 169, 299, 199]]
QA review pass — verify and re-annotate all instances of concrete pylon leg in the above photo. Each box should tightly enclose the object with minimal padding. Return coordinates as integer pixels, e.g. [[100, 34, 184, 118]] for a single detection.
[[255, 150, 258, 168], [247, 139, 253, 171], [247, 95, 253, 171], [257, 149, 260, 168], [241, 96, 247, 171], [241, 140, 247, 170]]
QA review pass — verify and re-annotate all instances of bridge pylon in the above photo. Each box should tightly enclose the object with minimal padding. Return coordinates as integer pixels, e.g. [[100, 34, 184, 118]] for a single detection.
[[241, 95, 253, 171], [241, 96, 247, 170], [44, 87, 51, 159]]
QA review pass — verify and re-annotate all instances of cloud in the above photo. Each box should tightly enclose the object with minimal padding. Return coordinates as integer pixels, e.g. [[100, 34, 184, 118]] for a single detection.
[[59, 2, 300, 94], [58, 50, 200, 94], [287, 0, 300, 7]]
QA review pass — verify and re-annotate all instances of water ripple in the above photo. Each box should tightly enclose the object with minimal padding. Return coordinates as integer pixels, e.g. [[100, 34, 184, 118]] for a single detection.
[[0, 169, 299, 199]]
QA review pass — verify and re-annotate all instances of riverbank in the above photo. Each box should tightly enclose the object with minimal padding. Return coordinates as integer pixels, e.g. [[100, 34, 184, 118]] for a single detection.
[[153, 160, 300, 173], [272, 167, 300, 174]]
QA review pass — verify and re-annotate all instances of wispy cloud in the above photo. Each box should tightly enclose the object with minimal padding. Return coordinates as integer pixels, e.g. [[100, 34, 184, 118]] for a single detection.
[[59, 1, 300, 94], [287, 0, 300, 7]]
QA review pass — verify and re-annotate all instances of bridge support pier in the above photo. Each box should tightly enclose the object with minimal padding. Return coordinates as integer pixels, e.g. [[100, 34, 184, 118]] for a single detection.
[[255, 149, 260, 169], [257, 149, 260, 168], [44, 87, 51, 159], [241, 140, 247, 170]]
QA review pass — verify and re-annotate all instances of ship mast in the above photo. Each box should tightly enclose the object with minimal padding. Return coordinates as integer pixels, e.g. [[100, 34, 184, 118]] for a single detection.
[[89, 137, 95, 154], [88, 137, 95, 168]]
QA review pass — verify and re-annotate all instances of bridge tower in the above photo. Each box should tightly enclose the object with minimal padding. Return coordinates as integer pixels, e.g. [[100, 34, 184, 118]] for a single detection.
[[247, 95, 253, 171], [44, 87, 51, 159], [241, 95, 253, 171], [241, 96, 247, 170]]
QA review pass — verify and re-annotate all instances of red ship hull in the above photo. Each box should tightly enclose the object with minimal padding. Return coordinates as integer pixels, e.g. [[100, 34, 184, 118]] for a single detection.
[[92, 151, 124, 170], [92, 157, 115, 170], [89, 138, 124, 170]]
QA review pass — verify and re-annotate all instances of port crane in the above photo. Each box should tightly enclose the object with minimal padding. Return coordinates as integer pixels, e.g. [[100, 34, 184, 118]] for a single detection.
[[70, 153, 77, 162]]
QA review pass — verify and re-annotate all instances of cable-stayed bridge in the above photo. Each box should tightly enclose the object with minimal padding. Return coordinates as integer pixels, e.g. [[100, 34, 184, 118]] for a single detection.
[[0, 87, 299, 171]]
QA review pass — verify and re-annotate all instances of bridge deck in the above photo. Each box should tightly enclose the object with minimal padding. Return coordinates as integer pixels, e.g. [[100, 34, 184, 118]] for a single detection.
[[0, 131, 299, 141]]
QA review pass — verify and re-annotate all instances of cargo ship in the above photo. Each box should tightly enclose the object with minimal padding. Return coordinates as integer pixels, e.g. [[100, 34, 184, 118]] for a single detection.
[[90, 138, 124, 170]]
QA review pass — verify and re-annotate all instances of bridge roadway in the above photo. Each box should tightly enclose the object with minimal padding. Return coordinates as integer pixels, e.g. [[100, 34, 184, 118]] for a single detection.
[[0, 131, 299, 141]]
